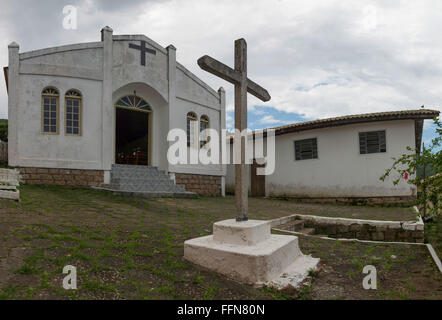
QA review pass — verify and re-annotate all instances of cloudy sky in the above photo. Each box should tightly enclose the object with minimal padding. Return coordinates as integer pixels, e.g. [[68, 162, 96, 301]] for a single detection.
[[0, 0, 440, 145]]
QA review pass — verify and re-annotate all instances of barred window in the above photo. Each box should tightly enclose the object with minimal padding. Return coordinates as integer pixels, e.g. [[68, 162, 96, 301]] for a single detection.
[[65, 89, 82, 136], [187, 112, 197, 147], [41, 87, 59, 134], [294, 138, 318, 160], [359, 130, 386, 154], [200, 115, 209, 148]]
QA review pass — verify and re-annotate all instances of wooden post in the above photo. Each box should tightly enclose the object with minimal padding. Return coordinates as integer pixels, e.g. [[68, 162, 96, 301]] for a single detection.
[[197, 39, 271, 222], [234, 39, 248, 221]]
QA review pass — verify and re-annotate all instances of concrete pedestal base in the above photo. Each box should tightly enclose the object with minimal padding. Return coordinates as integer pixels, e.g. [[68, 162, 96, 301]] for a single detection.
[[184, 219, 319, 289]]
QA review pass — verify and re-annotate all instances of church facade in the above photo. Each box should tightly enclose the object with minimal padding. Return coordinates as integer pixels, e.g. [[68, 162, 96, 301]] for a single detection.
[[5, 27, 226, 196]]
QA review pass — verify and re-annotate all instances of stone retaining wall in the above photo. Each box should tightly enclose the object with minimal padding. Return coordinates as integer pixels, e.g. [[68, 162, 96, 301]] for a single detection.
[[270, 196, 415, 206], [272, 214, 424, 243], [175, 173, 222, 196], [19, 167, 104, 187]]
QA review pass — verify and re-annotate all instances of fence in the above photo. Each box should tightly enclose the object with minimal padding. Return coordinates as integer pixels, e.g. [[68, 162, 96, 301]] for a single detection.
[[0, 142, 7, 164]]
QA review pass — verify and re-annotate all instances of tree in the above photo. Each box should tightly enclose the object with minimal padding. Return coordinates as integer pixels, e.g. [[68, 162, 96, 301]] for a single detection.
[[0, 122, 7, 142], [380, 117, 441, 218]]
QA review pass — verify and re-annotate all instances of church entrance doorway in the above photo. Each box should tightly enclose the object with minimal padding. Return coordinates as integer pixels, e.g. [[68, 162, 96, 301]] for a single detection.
[[115, 95, 152, 166]]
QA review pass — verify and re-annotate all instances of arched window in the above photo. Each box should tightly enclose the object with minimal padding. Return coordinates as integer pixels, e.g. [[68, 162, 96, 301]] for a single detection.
[[187, 112, 197, 147], [115, 95, 151, 111], [41, 87, 59, 134], [200, 115, 210, 147], [65, 89, 82, 136]]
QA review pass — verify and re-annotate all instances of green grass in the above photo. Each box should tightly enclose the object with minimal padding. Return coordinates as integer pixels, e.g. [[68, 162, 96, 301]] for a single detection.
[[0, 185, 440, 300], [425, 215, 442, 258]]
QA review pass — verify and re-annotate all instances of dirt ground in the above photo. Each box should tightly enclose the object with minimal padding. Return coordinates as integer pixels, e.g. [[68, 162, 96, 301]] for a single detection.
[[0, 185, 439, 300]]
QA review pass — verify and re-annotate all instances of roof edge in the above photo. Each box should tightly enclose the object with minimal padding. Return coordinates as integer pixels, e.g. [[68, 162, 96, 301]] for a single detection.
[[273, 109, 440, 136], [227, 109, 440, 141]]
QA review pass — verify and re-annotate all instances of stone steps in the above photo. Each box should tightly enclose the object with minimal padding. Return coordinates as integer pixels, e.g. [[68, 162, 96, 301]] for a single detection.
[[96, 164, 195, 198], [102, 183, 186, 193], [278, 220, 304, 232], [276, 219, 316, 236], [300, 227, 315, 235]]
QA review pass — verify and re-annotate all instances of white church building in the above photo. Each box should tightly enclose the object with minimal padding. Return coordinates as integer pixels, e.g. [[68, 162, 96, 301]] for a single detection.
[[5, 27, 226, 196], [4, 26, 440, 203]]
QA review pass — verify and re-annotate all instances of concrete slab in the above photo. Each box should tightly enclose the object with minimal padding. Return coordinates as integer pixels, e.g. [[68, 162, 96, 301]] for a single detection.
[[0, 189, 20, 201], [268, 255, 320, 289], [213, 219, 270, 246], [0, 185, 17, 190]]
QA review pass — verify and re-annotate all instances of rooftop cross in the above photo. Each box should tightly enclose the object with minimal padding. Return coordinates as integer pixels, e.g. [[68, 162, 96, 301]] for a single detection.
[[197, 39, 271, 222], [129, 40, 156, 66]]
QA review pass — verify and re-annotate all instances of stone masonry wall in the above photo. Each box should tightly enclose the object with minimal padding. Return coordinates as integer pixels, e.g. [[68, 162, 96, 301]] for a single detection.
[[269, 196, 415, 206], [175, 173, 221, 196], [19, 167, 104, 187], [272, 214, 425, 243]]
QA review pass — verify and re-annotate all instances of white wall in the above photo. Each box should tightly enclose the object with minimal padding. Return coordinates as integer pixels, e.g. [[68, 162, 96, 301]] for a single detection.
[[226, 120, 417, 198], [111, 36, 225, 177], [10, 39, 105, 170], [15, 75, 104, 169], [9, 31, 226, 179], [170, 94, 224, 176]]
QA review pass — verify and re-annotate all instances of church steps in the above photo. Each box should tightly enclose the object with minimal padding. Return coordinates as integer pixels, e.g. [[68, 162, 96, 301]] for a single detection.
[[102, 184, 186, 193], [95, 164, 194, 198], [105, 182, 185, 191], [111, 176, 173, 183]]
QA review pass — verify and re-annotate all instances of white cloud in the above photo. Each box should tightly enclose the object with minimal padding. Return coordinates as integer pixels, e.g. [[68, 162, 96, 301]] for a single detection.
[[260, 115, 285, 125], [0, 0, 441, 123]]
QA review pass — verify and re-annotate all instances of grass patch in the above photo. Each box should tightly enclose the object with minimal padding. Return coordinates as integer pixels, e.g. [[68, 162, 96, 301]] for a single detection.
[[0, 185, 440, 300]]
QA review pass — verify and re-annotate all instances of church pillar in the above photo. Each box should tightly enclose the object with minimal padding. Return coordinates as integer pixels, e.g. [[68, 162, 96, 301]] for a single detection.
[[219, 87, 227, 197], [7, 42, 20, 166], [101, 26, 113, 182], [166, 45, 177, 174]]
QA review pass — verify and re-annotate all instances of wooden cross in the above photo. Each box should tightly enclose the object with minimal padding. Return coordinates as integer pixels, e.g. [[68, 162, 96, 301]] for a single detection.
[[198, 38, 271, 222], [129, 40, 156, 66]]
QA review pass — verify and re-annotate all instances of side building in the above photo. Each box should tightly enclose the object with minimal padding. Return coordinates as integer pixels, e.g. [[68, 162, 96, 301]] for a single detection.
[[226, 109, 439, 205]]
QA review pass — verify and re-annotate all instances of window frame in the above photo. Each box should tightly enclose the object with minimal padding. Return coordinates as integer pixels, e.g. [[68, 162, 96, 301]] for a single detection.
[[64, 89, 83, 136], [41, 87, 60, 135], [199, 115, 210, 148], [115, 94, 152, 112], [294, 137, 318, 161], [359, 130, 387, 155], [187, 112, 198, 148]]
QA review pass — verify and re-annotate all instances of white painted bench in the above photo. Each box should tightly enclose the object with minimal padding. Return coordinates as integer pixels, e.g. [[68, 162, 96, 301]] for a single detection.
[[0, 168, 20, 201]]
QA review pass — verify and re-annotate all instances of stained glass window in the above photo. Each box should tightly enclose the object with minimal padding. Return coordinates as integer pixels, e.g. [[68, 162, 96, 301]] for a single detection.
[[116, 95, 151, 111], [65, 89, 82, 136], [41, 87, 59, 134]]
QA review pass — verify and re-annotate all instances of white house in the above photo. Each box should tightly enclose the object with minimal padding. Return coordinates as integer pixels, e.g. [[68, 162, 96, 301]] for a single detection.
[[4, 27, 226, 196], [226, 109, 439, 204]]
